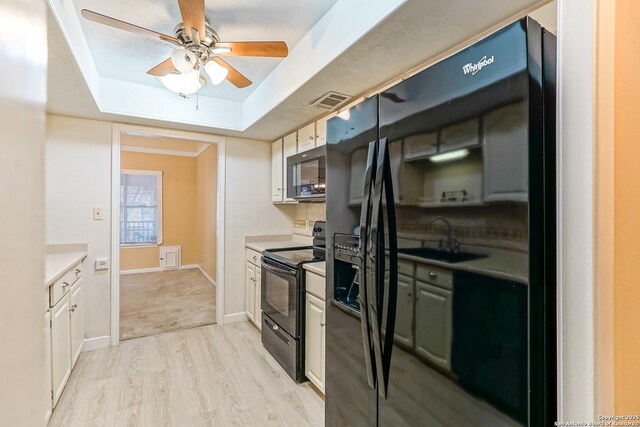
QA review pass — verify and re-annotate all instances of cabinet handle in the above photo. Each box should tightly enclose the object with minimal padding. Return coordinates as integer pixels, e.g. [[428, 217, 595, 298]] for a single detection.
[[429, 271, 438, 279], [75, 268, 81, 275], [70, 307, 76, 312], [320, 322, 325, 327], [253, 255, 257, 261], [308, 135, 314, 142], [72, 304, 78, 309], [62, 281, 70, 288]]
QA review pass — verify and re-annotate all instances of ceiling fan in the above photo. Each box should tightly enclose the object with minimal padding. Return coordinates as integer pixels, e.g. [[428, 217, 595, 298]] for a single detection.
[[81, 0, 289, 94]]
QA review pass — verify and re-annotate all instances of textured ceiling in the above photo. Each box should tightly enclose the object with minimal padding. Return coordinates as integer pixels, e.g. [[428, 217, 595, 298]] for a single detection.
[[47, 0, 555, 140], [75, 0, 337, 101]]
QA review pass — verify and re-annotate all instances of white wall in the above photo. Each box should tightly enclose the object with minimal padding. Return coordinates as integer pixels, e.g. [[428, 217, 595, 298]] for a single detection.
[[45, 115, 293, 340], [224, 138, 295, 319], [0, 0, 47, 424], [45, 115, 113, 340]]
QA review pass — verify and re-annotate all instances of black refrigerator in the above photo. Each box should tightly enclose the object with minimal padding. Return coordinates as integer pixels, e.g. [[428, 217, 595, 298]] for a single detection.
[[325, 17, 556, 427]]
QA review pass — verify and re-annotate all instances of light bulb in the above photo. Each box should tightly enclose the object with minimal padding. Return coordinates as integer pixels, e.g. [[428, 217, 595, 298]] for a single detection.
[[171, 48, 196, 73], [204, 60, 229, 85], [157, 69, 205, 94]]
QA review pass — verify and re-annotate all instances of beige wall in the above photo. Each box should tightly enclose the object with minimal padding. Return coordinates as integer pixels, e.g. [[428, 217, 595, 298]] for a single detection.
[[196, 145, 218, 281], [613, 0, 640, 412], [0, 0, 47, 423], [120, 151, 198, 270]]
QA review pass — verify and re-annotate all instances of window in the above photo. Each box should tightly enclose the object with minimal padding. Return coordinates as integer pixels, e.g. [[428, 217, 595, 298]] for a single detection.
[[120, 170, 163, 246]]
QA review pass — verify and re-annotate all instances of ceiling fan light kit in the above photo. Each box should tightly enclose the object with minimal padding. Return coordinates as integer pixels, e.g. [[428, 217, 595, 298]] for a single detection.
[[158, 69, 205, 95], [81, 0, 289, 98]]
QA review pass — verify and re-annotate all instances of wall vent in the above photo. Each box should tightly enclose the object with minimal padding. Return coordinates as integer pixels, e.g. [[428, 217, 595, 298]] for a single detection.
[[310, 91, 351, 110]]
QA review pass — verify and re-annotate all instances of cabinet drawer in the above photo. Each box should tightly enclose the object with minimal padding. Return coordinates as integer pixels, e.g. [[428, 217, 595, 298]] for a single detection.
[[246, 248, 262, 266], [50, 262, 82, 307], [415, 264, 452, 290], [306, 270, 325, 300], [398, 259, 414, 277]]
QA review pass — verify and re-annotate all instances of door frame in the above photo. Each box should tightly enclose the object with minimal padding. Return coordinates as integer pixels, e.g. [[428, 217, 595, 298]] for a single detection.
[[110, 123, 226, 346]]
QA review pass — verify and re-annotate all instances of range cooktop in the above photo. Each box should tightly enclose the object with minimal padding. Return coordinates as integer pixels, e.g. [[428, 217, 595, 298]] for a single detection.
[[264, 247, 325, 268]]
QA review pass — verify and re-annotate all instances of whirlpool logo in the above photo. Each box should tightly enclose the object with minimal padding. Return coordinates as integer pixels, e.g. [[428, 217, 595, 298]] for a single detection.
[[462, 55, 495, 76]]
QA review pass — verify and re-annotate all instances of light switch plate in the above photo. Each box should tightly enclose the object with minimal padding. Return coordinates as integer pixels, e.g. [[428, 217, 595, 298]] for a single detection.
[[93, 206, 104, 221], [95, 258, 109, 270]]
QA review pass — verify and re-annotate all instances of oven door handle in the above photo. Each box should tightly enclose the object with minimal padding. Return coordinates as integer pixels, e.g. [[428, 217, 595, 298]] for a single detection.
[[261, 259, 297, 277], [358, 140, 378, 390]]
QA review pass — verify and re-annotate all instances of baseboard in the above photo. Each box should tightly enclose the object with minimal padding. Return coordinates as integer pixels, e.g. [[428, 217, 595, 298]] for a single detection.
[[223, 312, 248, 324], [120, 267, 161, 275], [82, 335, 111, 351], [197, 265, 217, 288], [120, 264, 198, 275]]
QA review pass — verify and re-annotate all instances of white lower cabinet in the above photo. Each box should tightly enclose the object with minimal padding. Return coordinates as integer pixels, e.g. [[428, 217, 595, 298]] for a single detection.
[[415, 281, 452, 371], [44, 311, 52, 423], [305, 292, 325, 394], [245, 248, 262, 329], [70, 279, 84, 367], [51, 292, 71, 407]]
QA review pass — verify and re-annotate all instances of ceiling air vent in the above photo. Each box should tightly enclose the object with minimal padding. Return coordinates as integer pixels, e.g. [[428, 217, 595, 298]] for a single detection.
[[311, 91, 351, 110]]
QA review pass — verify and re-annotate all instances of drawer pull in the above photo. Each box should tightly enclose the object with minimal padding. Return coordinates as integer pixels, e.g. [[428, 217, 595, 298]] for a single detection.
[[75, 268, 81, 275], [320, 322, 325, 327], [62, 281, 70, 288], [428, 271, 438, 279]]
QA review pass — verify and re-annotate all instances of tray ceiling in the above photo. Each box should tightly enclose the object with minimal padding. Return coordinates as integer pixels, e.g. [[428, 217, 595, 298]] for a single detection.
[[76, 0, 338, 102]]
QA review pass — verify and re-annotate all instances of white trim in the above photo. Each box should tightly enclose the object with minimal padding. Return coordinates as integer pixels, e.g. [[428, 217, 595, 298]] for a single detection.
[[122, 145, 202, 158], [121, 169, 162, 176], [120, 267, 161, 275], [82, 335, 111, 352], [195, 143, 210, 158], [197, 265, 217, 288], [223, 312, 247, 324], [120, 264, 198, 275], [111, 123, 226, 346]]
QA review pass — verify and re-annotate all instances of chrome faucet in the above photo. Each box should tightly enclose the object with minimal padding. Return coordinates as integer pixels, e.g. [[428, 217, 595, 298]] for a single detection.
[[429, 217, 460, 253]]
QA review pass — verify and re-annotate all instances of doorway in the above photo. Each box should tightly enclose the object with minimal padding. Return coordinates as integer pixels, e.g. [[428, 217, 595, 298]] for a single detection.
[[110, 124, 226, 344]]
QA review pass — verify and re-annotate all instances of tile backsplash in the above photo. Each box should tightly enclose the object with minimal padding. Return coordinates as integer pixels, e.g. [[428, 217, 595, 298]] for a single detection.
[[276, 203, 326, 236]]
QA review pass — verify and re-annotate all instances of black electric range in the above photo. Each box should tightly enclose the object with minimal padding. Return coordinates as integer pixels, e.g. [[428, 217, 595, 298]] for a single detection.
[[260, 221, 325, 382]]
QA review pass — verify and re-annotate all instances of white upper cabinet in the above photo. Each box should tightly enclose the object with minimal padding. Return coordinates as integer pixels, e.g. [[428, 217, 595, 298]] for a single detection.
[[271, 139, 284, 203], [315, 115, 330, 147], [283, 132, 298, 202], [297, 122, 316, 153]]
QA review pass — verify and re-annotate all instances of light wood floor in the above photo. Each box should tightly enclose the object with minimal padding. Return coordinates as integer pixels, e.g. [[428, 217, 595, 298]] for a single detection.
[[49, 322, 324, 427], [120, 269, 216, 341]]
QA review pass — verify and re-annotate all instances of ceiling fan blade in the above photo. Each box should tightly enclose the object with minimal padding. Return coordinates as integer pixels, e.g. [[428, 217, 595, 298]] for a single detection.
[[147, 58, 178, 76], [177, 0, 206, 45], [215, 41, 288, 57], [81, 9, 180, 46], [212, 57, 252, 88]]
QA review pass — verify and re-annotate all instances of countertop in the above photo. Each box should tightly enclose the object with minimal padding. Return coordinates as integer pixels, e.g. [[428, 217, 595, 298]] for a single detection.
[[398, 247, 528, 285], [303, 261, 326, 277], [245, 234, 313, 253], [45, 251, 87, 288]]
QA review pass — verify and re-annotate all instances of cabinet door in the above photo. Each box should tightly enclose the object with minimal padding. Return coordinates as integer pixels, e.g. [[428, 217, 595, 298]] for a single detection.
[[394, 274, 415, 349], [348, 147, 368, 205], [482, 102, 528, 203], [44, 311, 52, 422], [297, 122, 316, 153], [283, 132, 297, 202], [246, 262, 256, 323], [315, 115, 330, 146], [415, 281, 452, 371], [70, 279, 83, 368], [271, 139, 284, 202], [305, 292, 325, 394], [51, 293, 71, 407], [254, 266, 262, 330]]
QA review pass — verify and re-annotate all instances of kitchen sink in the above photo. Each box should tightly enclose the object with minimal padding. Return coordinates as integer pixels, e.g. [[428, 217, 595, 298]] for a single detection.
[[397, 247, 487, 263]]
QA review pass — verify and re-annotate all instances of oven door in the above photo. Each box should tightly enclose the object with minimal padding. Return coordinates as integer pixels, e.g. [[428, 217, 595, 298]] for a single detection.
[[261, 257, 299, 337]]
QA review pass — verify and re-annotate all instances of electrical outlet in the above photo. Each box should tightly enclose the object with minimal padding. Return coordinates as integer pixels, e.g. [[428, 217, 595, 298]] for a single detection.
[[93, 206, 104, 221], [95, 258, 109, 271]]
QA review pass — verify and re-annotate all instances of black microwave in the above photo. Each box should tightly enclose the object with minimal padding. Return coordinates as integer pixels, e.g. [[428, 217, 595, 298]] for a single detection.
[[287, 145, 326, 201]]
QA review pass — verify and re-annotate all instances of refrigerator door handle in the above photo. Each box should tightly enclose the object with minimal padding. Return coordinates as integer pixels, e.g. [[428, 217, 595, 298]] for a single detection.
[[368, 138, 398, 399], [358, 140, 378, 390]]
